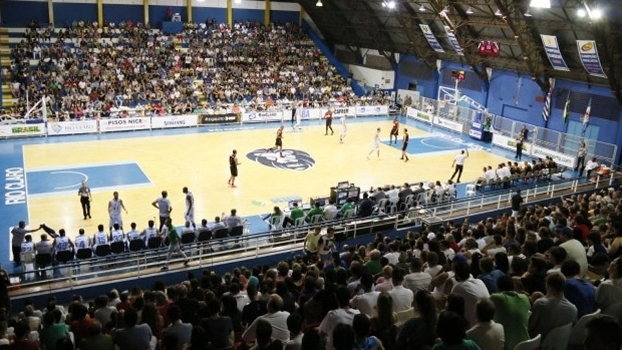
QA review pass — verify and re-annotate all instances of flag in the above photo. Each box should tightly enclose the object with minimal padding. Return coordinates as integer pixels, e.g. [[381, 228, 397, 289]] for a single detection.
[[562, 91, 570, 122], [542, 85, 552, 121], [583, 98, 592, 128]]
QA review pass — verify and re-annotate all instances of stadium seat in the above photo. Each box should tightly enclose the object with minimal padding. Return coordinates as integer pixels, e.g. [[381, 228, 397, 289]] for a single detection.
[[55, 250, 73, 264], [181, 232, 196, 244], [513, 334, 540, 350], [110, 241, 125, 254], [213, 228, 229, 239], [230, 226, 244, 237], [76, 248, 92, 260], [198, 230, 212, 241], [95, 245, 111, 257], [147, 237, 162, 249], [129, 239, 145, 252]]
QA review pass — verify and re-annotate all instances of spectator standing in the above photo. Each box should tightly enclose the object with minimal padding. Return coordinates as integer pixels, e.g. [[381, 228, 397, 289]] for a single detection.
[[11, 221, 41, 265]]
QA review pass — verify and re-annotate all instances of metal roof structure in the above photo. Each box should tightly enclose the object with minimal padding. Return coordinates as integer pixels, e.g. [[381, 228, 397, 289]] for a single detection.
[[294, 0, 622, 102]]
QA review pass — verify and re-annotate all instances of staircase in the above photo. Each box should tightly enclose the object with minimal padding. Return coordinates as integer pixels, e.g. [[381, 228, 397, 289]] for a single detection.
[[0, 28, 12, 108]]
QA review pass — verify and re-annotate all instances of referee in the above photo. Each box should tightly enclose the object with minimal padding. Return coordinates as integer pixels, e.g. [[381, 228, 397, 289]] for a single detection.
[[78, 181, 92, 220], [449, 149, 469, 183]]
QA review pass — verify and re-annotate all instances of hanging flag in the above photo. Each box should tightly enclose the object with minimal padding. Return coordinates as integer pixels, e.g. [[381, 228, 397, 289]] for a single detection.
[[542, 82, 553, 122], [583, 98, 592, 128], [541, 35, 569, 71], [562, 91, 570, 122], [577, 40, 607, 78], [444, 26, 464, 56], [419, 24, 445, 53]]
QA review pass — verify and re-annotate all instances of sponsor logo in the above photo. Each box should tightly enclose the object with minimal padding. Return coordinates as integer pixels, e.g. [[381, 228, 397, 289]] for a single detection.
[[246, 148, 315, 171], [163, 117, 186, 126], [52, 124, 62, 133], [5, 167, 26, 205], [200, 114, 238, 124], [12, 126, 41, 134], [416, 112, 430, 121], [334, 108, 348, 115], [107, 118, 145, 125]]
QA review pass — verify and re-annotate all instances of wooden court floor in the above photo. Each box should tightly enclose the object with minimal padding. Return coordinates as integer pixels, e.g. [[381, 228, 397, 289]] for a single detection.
[[23, 119, 510, 238]]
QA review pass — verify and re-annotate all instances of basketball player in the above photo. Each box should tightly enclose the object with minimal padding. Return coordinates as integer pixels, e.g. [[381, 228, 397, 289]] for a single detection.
[[108, 191, 128, 230], [390, 117, 399, 144], [401, 128, 410, 162], [110, 223, 125, 244], [293, 102, 303, 130], [323, 109, 334, 135], [78, 181, 92, 220], [52, 229, 74, 253], [291, 103, 297, 125], [182, 187, 196, 229], [367, 128, 381, 159], [228, 150, 240, 187], [142, 220, 159, 244], [339, 114, 347, 144], [266, 125, 284, 157], [152, 190, 172, 232]]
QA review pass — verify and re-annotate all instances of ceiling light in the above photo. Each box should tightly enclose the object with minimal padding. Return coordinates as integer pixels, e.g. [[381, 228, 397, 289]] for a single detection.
[[495, 9, 502, 16], [524, 10, 532, 16], [418, 4, 426, 12], [591, 8, 602, 19], [576, 8, 586, 17], [466, 7, 474, 14], [530, 0, 551, 9], [387, 1, 396, 9], [234, 0, 241, 3], [316, 0, 323, 7]]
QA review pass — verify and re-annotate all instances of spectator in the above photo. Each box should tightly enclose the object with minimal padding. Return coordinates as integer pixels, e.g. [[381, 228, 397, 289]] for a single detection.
[[243, 294, 290, 345], [466, 299, 504, 350], [162, 305, 191, 350], [349, 274, 380, 317], [39, 310, 69, 350], [319, 286, 360, 350], [397, 290, 437, 349], [242, 284, 267, 327], [528, 273, 577, 339], [584, 315, 622, 350], [489, 275, 530, 350], [284, 313, 303, 350], [433, 311, 480, 350], [388, 268, 413, 312], [112, 307, 153, 350], [451, 260, 490, 328], [595, 257, 622, 311], [200, 298, 233, 349], [352, 314, 384, 350], [251, 319, 283, 350], [557, 219, 588, 277], [561, 260, 595, 318], [8, 322, 39, 350], [403, 258, 432, 294], [79, 321, 114, 350], [332, 323, 355, 350]]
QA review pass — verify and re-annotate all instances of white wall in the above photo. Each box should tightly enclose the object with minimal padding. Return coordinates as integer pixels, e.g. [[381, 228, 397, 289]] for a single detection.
[[345, 64, 395, 90]]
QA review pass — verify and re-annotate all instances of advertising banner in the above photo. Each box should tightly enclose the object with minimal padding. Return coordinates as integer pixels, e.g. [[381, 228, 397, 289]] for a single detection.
[[0, 124, 45, 138], [99, 117, 151, 132], [492, 133, 532, 154], [47, 120, 98, 136], [419, 24, 445, 53], [242, 111, 283, 122], [199, 113, 239, 124], [531, 145, 576, 168], [541, 35, 569, 71], [406, 108, 432, 124], [151, 115, 198, 129], [355, 105, 388, 116], [469, 112, 484, 141], [433, 116, 463, 133], [300, 108, 322, 120], [444, 26, 464, 56], [577, 40, 607, 78]]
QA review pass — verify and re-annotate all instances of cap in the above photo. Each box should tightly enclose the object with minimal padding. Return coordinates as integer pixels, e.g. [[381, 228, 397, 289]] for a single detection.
[[453, 253, 467, 264]]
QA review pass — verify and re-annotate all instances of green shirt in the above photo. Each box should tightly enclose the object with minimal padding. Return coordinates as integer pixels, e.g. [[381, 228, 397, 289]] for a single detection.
[[341, 202, 355, 214], [490, 292, 531, 350], [290, 208, 305, 222], [432, 340, 481, 350], [168, 225, 179, 244], [364, 260, 382, 276], [40, 323, 69, 350], [306, 207, 323, 221], [80, 334, 114, 350]]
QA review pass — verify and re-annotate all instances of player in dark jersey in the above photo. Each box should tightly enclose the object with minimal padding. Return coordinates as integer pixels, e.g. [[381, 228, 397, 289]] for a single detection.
[[390, 117, 399, 144], [324, 109, 334, 135], [401, 128, 409, 162], [266, 126, 284, 157], [228, 150, 240, 187]]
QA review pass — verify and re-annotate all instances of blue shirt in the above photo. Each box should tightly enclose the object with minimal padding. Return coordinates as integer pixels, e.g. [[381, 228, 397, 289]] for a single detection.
[[478, 270, 505, 294], [564, 277, 596, 318]]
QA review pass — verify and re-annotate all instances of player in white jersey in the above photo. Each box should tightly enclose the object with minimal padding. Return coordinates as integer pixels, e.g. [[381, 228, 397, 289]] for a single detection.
[[152, 190, 172, 232], [182, 187, 196, 229], [367, 128, 381, 159], [142, 220, 159, 244], [53, 229, 74, 252], [108, 191, 128, 230], [126, 222, 142, 242], [339, 114, 347, 144], [93, 224, 109, 249], [20, 235, 35, 253], [110, 223, 125, 243], [74, 229, 91, 250], [293, 103, 302, 130]]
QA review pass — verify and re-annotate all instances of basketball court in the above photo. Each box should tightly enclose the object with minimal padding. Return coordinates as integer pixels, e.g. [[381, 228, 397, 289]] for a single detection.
[[1, 115, 511, 268]]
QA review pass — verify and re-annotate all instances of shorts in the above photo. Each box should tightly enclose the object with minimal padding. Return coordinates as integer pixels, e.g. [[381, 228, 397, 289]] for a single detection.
[[185, 210, 195, 223], [230, 166, 238, 177], [402, 142, 408, 151], [275, 138, 282, 147], [109, 215, 123, 228], [391, 128, 398, 136], [371, 141, 379, 150]]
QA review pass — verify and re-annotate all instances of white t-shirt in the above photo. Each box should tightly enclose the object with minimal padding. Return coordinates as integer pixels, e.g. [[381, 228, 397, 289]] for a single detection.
[[155, 197, 172, 217], [455, 153, 468, 166]]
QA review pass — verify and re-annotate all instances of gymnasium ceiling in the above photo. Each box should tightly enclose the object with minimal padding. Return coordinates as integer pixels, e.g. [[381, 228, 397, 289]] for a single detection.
[[290, 0, 622, 102]]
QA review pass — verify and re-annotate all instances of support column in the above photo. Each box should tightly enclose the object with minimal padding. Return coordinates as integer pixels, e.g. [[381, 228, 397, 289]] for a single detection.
[[143, 0, 149, 27], [227, 0, 232, 26], [264, 0, 270, 26], [299, 5, 304, 26], [186, 0, 192, 23], [48, 0, 54, 25], [97, 0, 103, 27]]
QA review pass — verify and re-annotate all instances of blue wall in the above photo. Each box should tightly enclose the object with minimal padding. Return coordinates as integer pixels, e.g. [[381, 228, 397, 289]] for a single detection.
[[232, 9, 263, 22], [54, 3, 97, 27], [271, 10, 298, 24], [193, 7, 227, 24], [394, 55, 622, 161], [1, 1, 49, 26], [103, 4, 143, 24]]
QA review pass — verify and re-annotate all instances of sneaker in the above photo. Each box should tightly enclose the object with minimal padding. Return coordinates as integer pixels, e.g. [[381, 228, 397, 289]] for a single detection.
[[161, 266, 168, 271], [184, 260, 190, 267]]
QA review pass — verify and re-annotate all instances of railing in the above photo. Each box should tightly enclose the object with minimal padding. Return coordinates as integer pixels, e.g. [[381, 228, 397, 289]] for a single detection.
[[10, 170, 616, 291]]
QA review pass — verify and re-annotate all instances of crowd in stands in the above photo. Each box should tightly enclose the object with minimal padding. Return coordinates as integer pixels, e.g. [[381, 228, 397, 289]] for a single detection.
[[4, 184, 622, 349], [2, 20, 398, 120]]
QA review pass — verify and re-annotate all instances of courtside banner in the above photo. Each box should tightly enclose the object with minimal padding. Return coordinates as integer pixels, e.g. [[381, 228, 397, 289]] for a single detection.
[[0, 124, 45, 138], [444, 26, 464, 56], [577, 40, 607, 78], [318, 107, 356, 117], [301, 108, 322, 119], [433, 116, 463, 133], [419, 24, 445, 53], [492, 133, 532, 154], [541, 35, 569, 71], [199, 113, 239, 124], [47, 120, 98, 136], [242, 111, 283, 122], [355, 106, 388, 116], [531, 145, 575, 168], [151, 115, 198, 129], [99, 117, 151, 132], [406, 108, 432, 124]]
